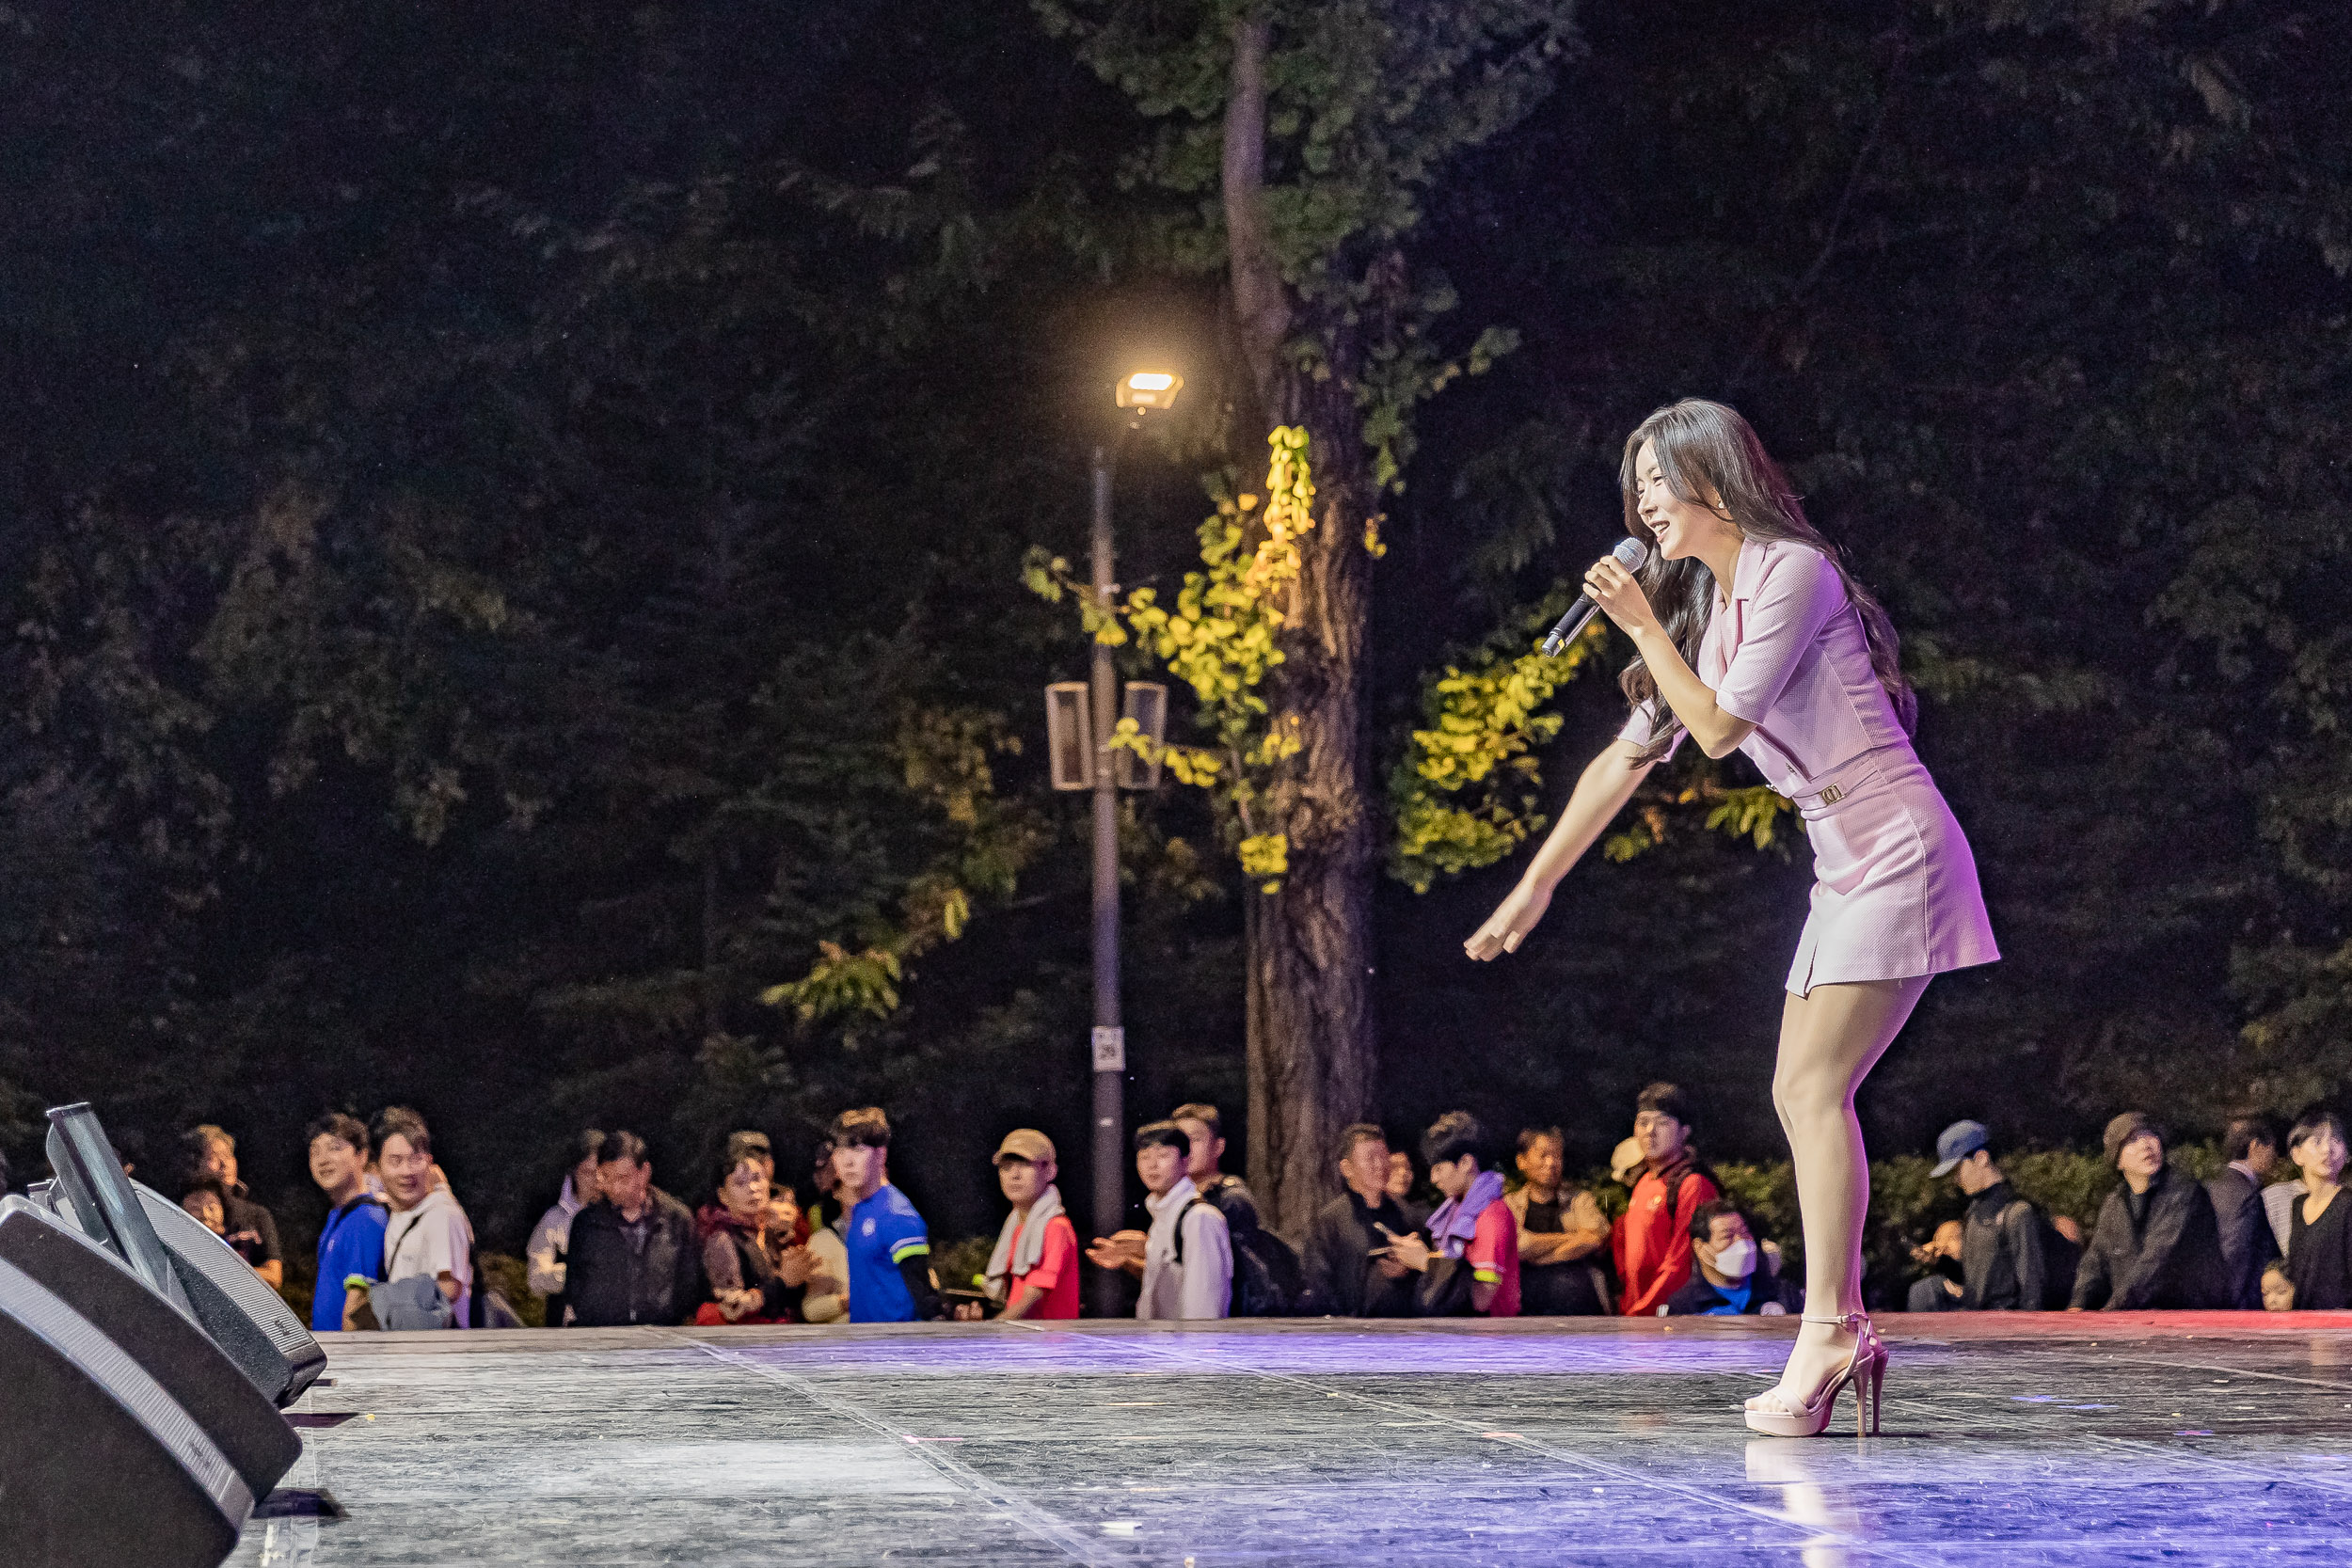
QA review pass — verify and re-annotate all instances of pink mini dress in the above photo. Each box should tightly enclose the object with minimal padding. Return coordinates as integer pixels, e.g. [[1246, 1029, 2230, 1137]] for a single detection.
[[1620, 536, 1998, 996]]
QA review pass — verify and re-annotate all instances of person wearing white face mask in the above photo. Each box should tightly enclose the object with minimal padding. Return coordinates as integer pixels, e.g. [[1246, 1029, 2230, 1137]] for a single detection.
[[1663, 1201, 1802, 1317]]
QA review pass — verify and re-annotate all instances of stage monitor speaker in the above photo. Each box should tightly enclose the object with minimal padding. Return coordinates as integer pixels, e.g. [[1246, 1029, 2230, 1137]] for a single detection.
[[0, 1249, 252, 1568], [44, 1102, 327, 1408], [0, 1198, 299, 1501]]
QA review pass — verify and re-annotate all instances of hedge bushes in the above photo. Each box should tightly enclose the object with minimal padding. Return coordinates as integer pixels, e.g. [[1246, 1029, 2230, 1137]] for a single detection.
[[1582, 1143, 2226, 1309]]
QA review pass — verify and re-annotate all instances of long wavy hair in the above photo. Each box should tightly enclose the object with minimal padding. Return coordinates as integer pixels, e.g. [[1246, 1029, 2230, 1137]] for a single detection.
[[1615, 399, 1914, 762]]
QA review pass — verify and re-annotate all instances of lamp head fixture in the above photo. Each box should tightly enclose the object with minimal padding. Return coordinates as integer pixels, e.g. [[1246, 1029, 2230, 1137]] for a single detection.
[[1114, 371, 1183, 412]]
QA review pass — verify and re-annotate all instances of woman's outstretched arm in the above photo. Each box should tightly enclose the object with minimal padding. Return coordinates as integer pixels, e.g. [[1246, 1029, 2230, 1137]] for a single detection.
[[1464, 739, 1656, 960]]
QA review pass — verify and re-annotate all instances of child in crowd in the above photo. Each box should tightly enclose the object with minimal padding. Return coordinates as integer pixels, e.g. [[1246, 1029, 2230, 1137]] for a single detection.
[[2262, 1259, 2296, 1312], [182, 1176, 275, 1275], [181, 1180, 229, 1238]]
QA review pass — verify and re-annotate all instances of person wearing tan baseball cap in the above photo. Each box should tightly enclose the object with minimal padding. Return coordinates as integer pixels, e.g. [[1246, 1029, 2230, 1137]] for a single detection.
[[973, 1130, 1078, 1320]]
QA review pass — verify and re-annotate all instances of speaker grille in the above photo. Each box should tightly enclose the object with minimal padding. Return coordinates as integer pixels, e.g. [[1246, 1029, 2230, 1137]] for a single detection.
[[0, 1256, 253, 1525], [0, 1203, 301, 1498]]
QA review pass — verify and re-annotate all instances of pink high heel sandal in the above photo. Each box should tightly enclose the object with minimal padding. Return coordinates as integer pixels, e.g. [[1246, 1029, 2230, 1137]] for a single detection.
[[1744, 1312, 1884, 1438]]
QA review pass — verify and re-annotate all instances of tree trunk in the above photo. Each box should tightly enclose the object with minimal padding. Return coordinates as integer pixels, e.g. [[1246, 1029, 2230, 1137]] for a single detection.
[[1226, 14, 1378, 1242], [1245, 405, 1378, 1242]]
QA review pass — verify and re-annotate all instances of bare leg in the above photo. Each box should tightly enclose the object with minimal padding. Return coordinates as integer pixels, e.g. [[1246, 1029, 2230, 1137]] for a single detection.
[[1745, 974, 1930, 1416]]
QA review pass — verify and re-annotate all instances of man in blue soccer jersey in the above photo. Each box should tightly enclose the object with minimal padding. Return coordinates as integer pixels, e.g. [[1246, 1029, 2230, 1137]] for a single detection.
[[305, 1111, 388, 1331], [830, 1107, 946, 1323]]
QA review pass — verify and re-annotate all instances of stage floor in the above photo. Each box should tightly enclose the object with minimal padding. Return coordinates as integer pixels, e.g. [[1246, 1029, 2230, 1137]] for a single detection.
[[231, 1313, 2352, 1565]]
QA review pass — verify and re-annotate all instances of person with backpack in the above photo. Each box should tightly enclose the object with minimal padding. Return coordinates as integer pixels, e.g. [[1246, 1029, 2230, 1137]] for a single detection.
[[1909, 1120, 2074, 1311], [971, 1130, 1080, 1321], [1121, 1121, 1230, 1320], [1170, 1101, 1301, 1317], [1612, 1084, 1719, 1317]]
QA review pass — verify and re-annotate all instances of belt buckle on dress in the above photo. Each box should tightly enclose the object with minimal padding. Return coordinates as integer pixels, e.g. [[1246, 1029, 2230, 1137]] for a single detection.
[[1817, 783, 1844, 805]]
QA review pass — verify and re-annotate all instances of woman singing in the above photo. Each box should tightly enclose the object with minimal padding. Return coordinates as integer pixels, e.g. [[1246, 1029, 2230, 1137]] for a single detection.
[[1465, 399, 1996, 1437]]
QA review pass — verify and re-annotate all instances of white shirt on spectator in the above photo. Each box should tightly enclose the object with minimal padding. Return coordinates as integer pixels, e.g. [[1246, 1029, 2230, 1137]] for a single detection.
[[1138, 1175, 1231, 1322], [526, 1175, 585, 1302], [385, 1184, 475, 1328], [2264, 1177, 2306, 1256]]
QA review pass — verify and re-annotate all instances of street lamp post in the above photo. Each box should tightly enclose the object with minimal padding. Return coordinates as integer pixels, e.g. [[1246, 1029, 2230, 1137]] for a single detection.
[[1086, 442, 1124, 1320], [1048, 370, 1180, 1318]]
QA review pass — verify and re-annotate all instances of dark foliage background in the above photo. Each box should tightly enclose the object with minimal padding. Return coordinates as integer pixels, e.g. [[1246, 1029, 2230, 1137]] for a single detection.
[[1, 0, 2344, 1275]]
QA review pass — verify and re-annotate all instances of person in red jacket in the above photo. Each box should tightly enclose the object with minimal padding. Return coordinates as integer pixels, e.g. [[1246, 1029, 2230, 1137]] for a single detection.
[[1613, 1083, 1720, 1316]]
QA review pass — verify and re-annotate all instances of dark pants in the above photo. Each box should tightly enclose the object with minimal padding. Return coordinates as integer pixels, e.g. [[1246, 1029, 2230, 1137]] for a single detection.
[[1907, 1275, 1963, 1312]]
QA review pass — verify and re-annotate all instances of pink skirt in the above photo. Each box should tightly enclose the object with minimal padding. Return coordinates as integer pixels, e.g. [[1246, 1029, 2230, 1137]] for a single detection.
[[1786, 747, 1998, 996]]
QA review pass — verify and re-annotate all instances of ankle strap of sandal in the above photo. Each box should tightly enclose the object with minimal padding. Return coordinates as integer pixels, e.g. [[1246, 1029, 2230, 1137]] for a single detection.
[[1801, 1312, 1867, 1328]]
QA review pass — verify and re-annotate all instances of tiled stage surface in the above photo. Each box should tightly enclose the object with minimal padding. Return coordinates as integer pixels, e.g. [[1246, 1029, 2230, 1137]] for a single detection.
[[234, 1313, 2352, 1565]]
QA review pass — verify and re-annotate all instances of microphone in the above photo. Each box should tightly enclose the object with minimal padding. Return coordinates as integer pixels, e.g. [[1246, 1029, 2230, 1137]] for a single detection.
[[1540, 536, 1652, 657]]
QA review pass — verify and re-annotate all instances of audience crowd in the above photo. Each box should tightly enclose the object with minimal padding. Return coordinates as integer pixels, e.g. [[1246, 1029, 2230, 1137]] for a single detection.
[[58, 1082, 2348, 1331]]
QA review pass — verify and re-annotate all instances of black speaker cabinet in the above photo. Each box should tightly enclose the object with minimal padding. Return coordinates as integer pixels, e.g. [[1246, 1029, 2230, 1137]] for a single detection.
[[42, 1103, 326, 1408], [0, 1249, 253, 1568], [135, 1184, 329, 1407], [0, 1201, 299, 1500]]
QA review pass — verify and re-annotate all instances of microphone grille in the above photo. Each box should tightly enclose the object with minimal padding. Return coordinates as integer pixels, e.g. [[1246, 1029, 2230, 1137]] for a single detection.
[[1613, 536, 1651, 571]]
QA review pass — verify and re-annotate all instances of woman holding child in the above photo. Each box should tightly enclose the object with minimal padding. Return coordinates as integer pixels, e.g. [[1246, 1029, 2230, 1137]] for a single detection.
[[694, 1154, 816, 1325]]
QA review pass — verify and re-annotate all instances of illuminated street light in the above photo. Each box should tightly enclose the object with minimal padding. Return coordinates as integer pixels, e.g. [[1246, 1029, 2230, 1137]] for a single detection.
[[1042, 364, 1184, 1312], [1114, 370, 1184, 411]]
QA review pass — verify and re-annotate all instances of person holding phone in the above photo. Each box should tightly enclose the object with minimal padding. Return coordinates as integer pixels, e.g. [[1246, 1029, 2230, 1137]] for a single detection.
[[1375, 1112, 1519, 1318]]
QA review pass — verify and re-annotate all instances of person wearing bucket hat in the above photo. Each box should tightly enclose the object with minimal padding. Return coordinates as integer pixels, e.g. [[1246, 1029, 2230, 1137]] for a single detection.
[[2101, 1112, 2160, 1169], [1910, 1121, 2072, 1311], [2070, 1113, 2232, 1310]]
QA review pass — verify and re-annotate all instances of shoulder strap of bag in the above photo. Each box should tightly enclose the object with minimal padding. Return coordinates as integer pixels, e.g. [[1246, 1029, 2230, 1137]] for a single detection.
[[380, 1207, 421, 1282], [1170, 1196, 1211, 1267]]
